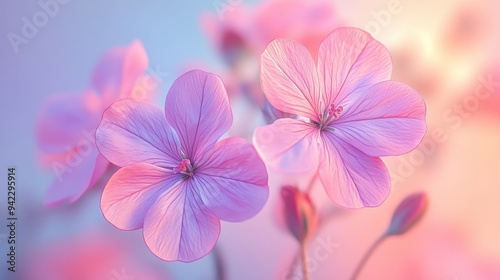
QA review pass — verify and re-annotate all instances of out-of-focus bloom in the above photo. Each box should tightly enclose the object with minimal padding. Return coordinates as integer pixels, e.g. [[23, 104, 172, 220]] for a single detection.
[[23, 231, 168, 280], [254, 28, 427, 208], [281, 186, 318, 243], [203, 0, 345, 59], [386, 192, 428, 236], [36, 41, 156, 206], [202, 0, 346, 124], [96, 70, 269, 262]]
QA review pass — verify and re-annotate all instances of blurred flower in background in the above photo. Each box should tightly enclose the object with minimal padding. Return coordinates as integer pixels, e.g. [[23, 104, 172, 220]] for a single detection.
[[201, 0, 346, 130], [35, 41, 157, 206]]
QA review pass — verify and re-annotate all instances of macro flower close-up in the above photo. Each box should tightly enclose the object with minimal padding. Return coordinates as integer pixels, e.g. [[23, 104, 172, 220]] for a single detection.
[[254, 27, 427, 208], [4, 0, 500, 279], [96, 70, 269, 262]]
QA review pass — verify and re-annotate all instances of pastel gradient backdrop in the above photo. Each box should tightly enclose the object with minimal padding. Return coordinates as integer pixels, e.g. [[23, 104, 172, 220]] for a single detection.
[[1, 0, 500, 279]]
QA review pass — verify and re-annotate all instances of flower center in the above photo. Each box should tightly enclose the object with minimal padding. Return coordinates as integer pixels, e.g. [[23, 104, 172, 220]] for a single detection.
[[173, 159, 194, 177], [319, 103, 343, 130]]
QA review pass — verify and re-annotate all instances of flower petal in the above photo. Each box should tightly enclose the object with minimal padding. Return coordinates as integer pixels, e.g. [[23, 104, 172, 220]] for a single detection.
[[101, 163, 180, 230], [165, 70, 232, 162], [319, 132, 390, 208], [253, 118, 320, 173], [36, 91, 101, 153], [333, 81, 426, 156], [45, 148, 99, 206], [92, 41, 148, 104], [88, 154, 109, 188], [195, 137, 268, 222], [317, 27, 392, 109], [260, 39, 321, 121], [143, 180, 220, 262], [96, 99, 182, 167]]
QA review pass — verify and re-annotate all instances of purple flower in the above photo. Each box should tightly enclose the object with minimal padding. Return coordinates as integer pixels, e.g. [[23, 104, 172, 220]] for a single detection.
[[96, 70, 269, 262]]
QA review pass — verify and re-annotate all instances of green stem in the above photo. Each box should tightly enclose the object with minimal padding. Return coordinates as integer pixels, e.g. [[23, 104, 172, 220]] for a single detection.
[[300, 242, 311, 280], [213, 245, 226, 280], [349, 234, 387, 280]]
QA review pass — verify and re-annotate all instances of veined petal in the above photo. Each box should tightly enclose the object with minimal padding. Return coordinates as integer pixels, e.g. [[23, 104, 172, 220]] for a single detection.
[[318, 28, 392, 109], [165, 70, 232, 162], [92, 40, 148, 104], [36, 91, 101, 153], [96, 99, 182, 167], [253, 118, 320, 173], [334, 81, 426, 156], [143, 181, 220, 262], [195, 137, 268, 222], [319, 132, 390, 208], [101, 163, 180, 230], [260, 39, 321, 121]]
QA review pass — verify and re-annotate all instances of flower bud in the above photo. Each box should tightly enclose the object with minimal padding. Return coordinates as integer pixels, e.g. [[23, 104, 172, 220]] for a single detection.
[[386, 192, 428, 236], [281, 186, 318, 243]]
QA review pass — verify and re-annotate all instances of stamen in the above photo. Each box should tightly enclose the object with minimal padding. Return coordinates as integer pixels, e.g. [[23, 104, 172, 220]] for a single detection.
[[318, 103, 344, 130], [173, 159, 193, 175]]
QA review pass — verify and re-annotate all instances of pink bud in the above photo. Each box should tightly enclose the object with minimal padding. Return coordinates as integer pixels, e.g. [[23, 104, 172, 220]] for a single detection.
[[386, 192, 428, 236], [281, 186, 318, 243]]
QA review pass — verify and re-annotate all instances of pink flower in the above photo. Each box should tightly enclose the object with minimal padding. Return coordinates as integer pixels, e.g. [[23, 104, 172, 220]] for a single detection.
[[253, 28, 427, 208], [96, 70, 269, 262], [36, 41, 155, 206]]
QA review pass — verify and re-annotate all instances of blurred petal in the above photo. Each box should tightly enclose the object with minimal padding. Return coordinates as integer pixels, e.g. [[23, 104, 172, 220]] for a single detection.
[[333, 81, 427, 156], [319, 133, 390, 208], [101, 163, 180, 230], [165, 70, 232, 162], [318, 28, 392, 109], [45, 149, 99, 207], [253, 118, 320, 173], [261, 39, 320, 121], [195, 137, 268, 222], [88, 154, 109, 187], [36, 91, 101, 153], [92, 40, 148, 103], [143, 181, 220, 262], [96, 99, 181, 167]]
